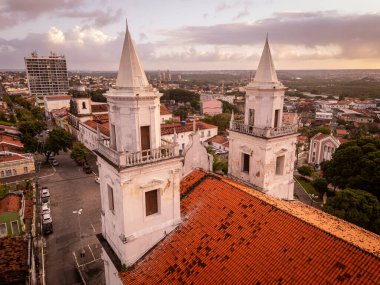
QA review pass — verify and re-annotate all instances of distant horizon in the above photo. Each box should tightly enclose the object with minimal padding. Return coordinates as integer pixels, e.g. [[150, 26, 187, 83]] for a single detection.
[[1, 1, 379, 71], [2, 68, 380, 73]]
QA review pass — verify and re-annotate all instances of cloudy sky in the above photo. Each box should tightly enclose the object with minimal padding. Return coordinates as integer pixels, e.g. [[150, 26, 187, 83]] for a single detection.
[[1, 0, 379, 71]]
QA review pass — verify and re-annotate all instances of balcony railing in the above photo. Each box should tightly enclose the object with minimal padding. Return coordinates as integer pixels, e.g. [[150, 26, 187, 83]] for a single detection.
[[230, 121, 298, 138], [97, 138, 179, 168]]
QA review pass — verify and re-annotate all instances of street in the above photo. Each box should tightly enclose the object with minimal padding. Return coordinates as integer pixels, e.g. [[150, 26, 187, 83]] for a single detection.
[[38, 151, 102, 285]]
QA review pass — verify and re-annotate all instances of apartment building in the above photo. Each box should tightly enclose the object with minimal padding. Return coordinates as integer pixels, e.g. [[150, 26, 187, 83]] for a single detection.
[[24, 51, 69, 98]]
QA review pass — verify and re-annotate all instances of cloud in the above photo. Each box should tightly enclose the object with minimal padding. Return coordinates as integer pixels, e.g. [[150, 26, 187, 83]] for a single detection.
[[0, 26, 122, 70], [158, 11, 380, 60], [0, 0, 122, 29], [1, 11, 379, 70]]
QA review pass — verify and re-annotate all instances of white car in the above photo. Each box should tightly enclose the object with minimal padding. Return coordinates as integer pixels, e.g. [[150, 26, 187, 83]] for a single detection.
[[51, 160, 59, 166], [42, 213, 52, 224], [95, 177, 100, 184], [41, 203, 50, 215], [41, 188, 50, 198]]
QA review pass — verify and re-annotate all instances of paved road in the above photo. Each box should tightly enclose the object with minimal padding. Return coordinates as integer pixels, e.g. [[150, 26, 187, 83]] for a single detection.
[[39, 151, 102, 285]]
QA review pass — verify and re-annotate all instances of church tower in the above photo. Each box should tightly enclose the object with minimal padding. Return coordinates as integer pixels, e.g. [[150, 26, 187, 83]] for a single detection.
[[96, 21, 182, 273], [228, 36, 298, 200]]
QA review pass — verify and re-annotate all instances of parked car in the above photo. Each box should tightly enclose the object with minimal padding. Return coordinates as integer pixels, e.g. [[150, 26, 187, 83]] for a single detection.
[[42, 213, 53, 224], [95, 176, 100, 184], [42, 223, 53, 235], [83, 165, 92, 174], [41, 203, 50, 215], [41, 196, 49, 204], [48, 156, 55, 162], [51, 160, 59, 166], [41, 188, 50, 198]]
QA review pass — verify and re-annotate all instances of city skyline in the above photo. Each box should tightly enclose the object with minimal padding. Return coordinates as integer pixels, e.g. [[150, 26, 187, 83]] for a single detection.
[[1, 0, 380, 71]]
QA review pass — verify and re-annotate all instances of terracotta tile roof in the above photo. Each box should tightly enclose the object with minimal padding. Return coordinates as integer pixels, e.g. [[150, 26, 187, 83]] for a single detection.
[[161, 121, 217, 135], [337, 137, 349, 144], [160, 104, 172, 115], [0, 135, 24, 148], [23, 200, 34, 220], [336, 129, 349, 135], [91, 103, 108, 113], [83, 120, 110, 137], [120, 171, 380, 285], [313, 133, 330, 141], [0, 237, 28, 284], [0, 154, 26, 163], [205, 135, 228, 144], [93, 113, 109, 124], [0, 194, 22, 214]]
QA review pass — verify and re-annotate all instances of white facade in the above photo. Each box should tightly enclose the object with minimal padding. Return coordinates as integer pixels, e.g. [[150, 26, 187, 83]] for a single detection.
[[308, 133, 340, 165], [96, 22, 183, 276], [315, 112, 333, 120], [44, 96, 71, 118], [228, 37, 297, 200], [161, 123, 218, 152]]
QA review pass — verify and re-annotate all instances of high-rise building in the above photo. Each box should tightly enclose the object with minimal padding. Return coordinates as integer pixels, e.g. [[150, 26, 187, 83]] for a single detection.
[[24, 51, 69, 98]]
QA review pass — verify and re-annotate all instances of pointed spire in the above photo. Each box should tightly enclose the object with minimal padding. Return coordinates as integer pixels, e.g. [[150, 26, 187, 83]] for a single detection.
[[253, 35, 279, 84], [173, 128, 178, 143], [230, 110, 235, 122], [116, 19, 149, 89]]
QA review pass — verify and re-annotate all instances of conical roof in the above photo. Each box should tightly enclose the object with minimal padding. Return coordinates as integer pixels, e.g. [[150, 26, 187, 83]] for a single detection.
[[253, 36, 279, 84], [115, 20, 149, 89]]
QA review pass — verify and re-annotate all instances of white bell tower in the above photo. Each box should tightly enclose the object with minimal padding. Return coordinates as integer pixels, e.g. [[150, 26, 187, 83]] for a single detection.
[[228, 36, 298, 200], [96, 21, 182, 270]]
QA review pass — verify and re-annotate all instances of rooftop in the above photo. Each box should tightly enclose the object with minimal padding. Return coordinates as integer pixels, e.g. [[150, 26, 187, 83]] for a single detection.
[[91, 103, 108, 113], [0, 194, 22, 214], [160, 104, 172, 115], [161, 121, 217, 136], [120, 170, 380, 284], [0, 237, 28, 284]]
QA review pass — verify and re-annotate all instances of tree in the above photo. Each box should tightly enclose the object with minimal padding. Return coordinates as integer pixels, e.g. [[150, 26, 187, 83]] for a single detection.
[[322, 137, 380, 198], [42, 129, 73, 162], [323, 189, 380, 234], [297, 165, 313, 176], [219, 100, 238, 114], [21, 134, 38, 153], [202, 113, 231, 133], [161, 89, 200, 111], [312, 178, 328, 193], [17, 120, 45, 137], [308, 126, 331, 139], [70, 142, 89, 165]]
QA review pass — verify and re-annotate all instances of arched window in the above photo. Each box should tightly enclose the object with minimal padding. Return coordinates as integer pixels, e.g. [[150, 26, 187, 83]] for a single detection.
[[82, 102, 87, 109]]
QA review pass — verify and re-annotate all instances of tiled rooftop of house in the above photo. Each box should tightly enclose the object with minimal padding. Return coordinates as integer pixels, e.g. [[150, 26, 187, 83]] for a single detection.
[[120, 170, 380, 284], [93, 113, 109, 124], [205, 135, 228, 145], [0, 194, 22, 214], [83, 120, 110, 137], [0, 154, 24, 163], [336, 129, 349, 135], [0, 237, 28, 284], [161, 121, 217, 135], [312, 133, 330, 141], [0, 135, 24, 148], [160, 104, 172, 115], [91, 103, 108, 113]]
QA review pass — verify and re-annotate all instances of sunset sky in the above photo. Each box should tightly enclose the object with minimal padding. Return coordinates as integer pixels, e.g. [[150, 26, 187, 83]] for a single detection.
[[1, 0, 380, 71]]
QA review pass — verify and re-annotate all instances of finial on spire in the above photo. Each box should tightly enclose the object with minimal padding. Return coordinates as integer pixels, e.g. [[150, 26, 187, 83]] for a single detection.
[[230, 110, 234, 122], [126, 18, 128, 30], [266, 32, 268, 43], [193, 119, 196, 133]]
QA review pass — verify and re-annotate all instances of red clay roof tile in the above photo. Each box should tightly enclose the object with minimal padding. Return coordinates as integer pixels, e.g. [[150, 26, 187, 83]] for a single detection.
[[120, 171, 380, 285], [0, 194, 22, 213], [161, 121, 217, 135], [0, 237, 28, 283]]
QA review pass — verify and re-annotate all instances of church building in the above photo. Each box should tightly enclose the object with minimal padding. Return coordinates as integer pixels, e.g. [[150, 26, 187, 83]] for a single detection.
[[96, 22, 380, 285]]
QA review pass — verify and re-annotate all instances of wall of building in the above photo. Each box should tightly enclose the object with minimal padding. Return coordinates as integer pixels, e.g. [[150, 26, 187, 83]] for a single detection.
[[0, 156, 35, 179], [98, 155, 183, 266], [228, 131, 297, 200], [44, 99, 70, 118]]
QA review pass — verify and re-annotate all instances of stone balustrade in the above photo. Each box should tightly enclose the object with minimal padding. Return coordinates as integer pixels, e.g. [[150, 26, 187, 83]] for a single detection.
[[230, 121, 297, 138], [97, 139, 178, 167]]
